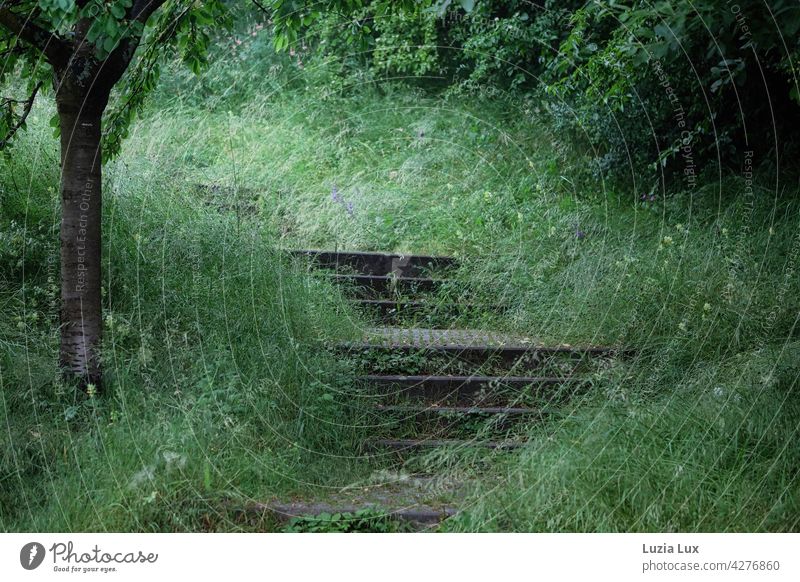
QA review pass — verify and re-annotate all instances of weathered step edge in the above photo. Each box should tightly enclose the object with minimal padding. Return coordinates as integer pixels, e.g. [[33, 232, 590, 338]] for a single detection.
[[290, 249, 457, 277], [362, 374, 573, 387], [331, 274, 446, 293], [370, 438, 526, 451], [239, 501, 457, 527], [354, 299, 503, 314], [375, 404, 545, 416], [343, 343, 627, 357], [358, 376, 579, 405]]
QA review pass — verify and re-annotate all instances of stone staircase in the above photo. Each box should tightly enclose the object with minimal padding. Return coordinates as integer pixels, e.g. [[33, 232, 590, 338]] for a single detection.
[[252, 250, 624, 530]]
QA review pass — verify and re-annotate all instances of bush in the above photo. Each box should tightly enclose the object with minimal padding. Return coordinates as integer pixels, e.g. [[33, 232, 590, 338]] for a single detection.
[[298, 0, 800, 188]]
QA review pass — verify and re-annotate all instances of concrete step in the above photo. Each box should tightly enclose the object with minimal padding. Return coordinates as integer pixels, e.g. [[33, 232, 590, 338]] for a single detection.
[[360, 375, 574, 403], [375, 404, 544, 416], [238, 501, 456, 529], [348, 342, 621, 357], [370, 438, 525, 451], [353, 299, 497, 323], [291, 249, 456, 277], [330, 274, 446, 298]]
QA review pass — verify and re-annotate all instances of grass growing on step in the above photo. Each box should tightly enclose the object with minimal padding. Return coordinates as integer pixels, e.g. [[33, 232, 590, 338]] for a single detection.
[[283, 509, 418, 533], [141, 64, 800, 350]]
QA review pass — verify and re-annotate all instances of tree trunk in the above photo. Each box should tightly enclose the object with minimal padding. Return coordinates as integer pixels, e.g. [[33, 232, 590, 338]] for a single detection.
[[57, 92, 106, 389]]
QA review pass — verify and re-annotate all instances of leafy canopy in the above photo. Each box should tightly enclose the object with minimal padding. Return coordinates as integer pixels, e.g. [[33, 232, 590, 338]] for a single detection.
[[1, 0, 416, 159]]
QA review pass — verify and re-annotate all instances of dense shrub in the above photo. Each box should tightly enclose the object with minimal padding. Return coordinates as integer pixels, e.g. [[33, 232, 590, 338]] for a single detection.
[[540, 0, 800, 187], [298, 0, 800, 187]]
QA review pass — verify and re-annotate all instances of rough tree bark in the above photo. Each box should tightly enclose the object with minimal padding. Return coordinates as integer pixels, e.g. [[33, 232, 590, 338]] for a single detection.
[[56, 82, 109, 388]]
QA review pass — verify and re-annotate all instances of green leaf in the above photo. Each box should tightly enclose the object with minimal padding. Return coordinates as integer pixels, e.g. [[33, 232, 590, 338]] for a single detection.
[[103, 35, 117, 54], [86, 22, 101, 43], [189, 57, 202, 75], [106, 17, 119, 37], [654, 23, 670, 40], [110, 4, 126, 19], [429, 0, 452, 17]]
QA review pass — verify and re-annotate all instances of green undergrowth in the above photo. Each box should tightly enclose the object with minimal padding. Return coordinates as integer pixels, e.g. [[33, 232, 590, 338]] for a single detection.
[[152, 71, 797, 531], [0, 109, 375, 532], [2, 46, 799, 531], [443, 343, 800, 532]]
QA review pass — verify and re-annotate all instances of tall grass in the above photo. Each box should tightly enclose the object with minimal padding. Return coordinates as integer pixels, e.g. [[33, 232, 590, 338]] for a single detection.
[[0, 102, 373, 532], [445, 343, 800, 532], [142, 52, 800, 531], [2, 40, 799, 531]]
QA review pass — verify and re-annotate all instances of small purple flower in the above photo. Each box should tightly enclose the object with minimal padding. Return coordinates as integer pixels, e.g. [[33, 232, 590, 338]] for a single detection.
[[575, 229, 585, 240], [331, 185, 340, 203], [346, 200, 354, 216], [641, 193, 647, 201], [649, 194, 656, 202]]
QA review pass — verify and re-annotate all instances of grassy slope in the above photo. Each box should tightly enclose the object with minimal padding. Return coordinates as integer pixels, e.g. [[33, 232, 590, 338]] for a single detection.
[[150, 61, 800, 530], [0, 101, 373, 531], [2, 42, 799, 530]]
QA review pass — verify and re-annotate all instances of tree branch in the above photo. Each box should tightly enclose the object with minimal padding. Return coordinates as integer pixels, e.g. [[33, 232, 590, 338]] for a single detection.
[[0, 7, 69, 67], [98, 0, 170, 91], [0, 80, 42, 148], [130, 0, 170, 24], [251, 0, 271, 17]]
